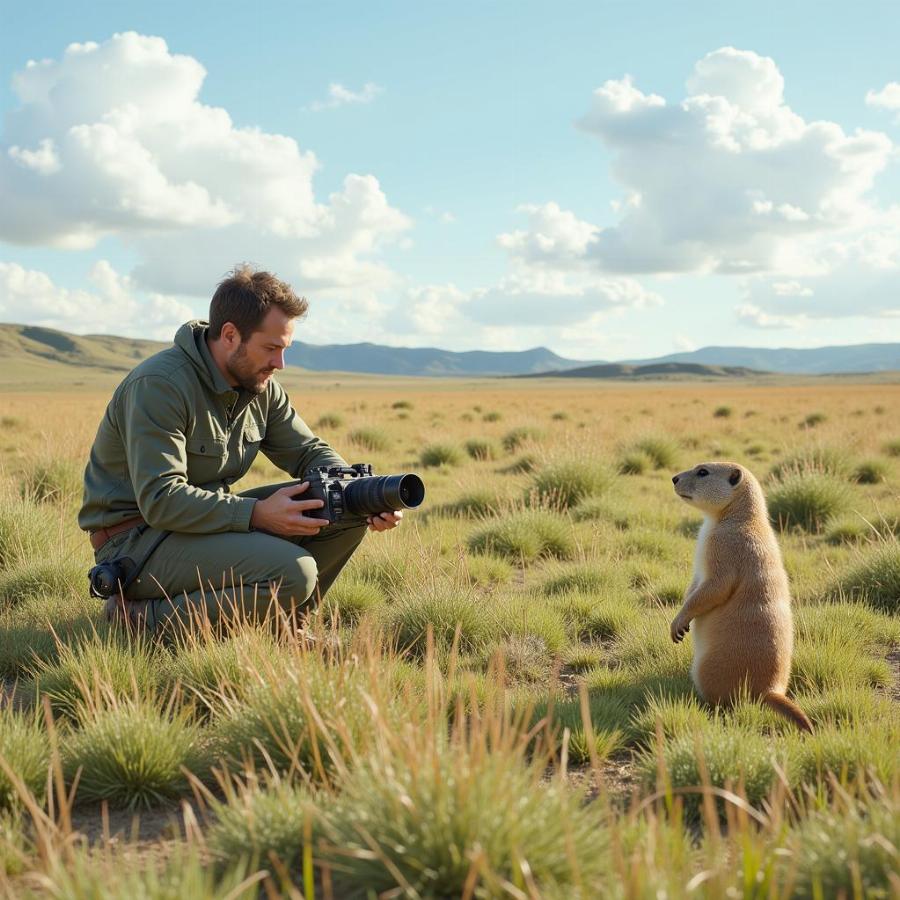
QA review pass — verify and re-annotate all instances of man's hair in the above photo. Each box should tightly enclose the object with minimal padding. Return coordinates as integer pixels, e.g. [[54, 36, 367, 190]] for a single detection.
[[209, 264, 308, 340]]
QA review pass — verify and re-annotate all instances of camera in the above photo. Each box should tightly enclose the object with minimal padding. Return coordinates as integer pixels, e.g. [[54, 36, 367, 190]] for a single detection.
[[87, 557, 135, 599], [301, 463, 425, 524]]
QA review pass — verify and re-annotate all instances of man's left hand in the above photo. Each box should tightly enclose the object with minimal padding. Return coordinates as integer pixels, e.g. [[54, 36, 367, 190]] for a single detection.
[[367, 510, 403, 532]]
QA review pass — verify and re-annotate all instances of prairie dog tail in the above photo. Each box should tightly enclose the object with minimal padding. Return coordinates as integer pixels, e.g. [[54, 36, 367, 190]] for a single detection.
[[764, 692, 813, 733]]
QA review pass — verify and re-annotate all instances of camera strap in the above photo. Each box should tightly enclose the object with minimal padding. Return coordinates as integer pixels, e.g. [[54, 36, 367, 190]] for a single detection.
[[119, 528, 172, 594]]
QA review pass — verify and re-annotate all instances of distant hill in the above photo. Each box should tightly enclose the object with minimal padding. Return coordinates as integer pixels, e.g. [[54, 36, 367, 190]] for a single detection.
[[0, 323, 897, 379], [283, 341, 586, 376], [620, 344, 900, 375], [518, 362, 765, 380]]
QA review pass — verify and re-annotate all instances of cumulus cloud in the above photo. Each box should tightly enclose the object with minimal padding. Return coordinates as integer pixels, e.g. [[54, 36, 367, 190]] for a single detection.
[[866, 82, 900, 112], [307, 82, 383, 111], [0, 33, 409, 296], [499, 48, 897, 328], [0, 260, 196, 339]]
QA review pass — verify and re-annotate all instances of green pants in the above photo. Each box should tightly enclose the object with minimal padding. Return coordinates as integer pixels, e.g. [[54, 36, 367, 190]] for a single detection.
[[94, 480, 368, 632]]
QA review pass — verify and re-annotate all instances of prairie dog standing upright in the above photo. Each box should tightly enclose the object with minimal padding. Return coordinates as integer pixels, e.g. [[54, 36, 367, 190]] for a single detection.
[[670, 461, 812, 732]]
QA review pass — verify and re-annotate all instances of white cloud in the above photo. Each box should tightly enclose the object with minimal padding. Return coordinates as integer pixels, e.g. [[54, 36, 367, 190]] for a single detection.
[[308, 82, 383, 111], [0, 33, 409, 293], [866, 82, 900, 112], [575, 47, 892, 276], [0, 260, 195, 339]]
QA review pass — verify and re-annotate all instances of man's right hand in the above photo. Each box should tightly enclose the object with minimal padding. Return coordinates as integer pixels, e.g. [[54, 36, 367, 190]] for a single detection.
[[250, 481, 330, 537]]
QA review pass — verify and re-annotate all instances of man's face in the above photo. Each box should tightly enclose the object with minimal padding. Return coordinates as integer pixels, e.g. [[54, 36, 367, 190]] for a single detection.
[[225, 307, 295, 394]]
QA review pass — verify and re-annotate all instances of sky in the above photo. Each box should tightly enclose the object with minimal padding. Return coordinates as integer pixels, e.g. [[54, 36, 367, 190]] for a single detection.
[[0, 0, 898, 361]]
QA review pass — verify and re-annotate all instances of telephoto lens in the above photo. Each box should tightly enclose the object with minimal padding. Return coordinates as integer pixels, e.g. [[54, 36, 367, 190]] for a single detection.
[[344, 473, 425, 516]]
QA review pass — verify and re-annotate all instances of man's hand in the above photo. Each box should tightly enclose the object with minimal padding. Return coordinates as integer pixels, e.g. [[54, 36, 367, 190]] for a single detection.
[[250, 481, 331, 537], [367, 510, 403, 533]]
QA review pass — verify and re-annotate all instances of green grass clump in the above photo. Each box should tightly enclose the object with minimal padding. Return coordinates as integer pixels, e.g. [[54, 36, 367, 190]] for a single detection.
[[420, 442, 463, 467], [464, 437, 497, 461], [883, 438, 900, 457], [27, 632, 160, 721], [827, 540, 900, 613], [531, 695, 626, 764], [801, 412, 827, 428], [852, 458, 889, 484], [638, 725, 781, 820], [786, 786, 900, 898], [0, 498, 59, 569], [391, 400, 413, 410], [213, 656, 380, 778], [348, 426, 391, 453], [162, 628, 281, 715], [0, 555, 85, 607], [792, 630, 892, 690], [713, 405, 733, 418], [64, 696, 203, 808], [463, 553, 515, 586], [19, 457, 82, 504], [786, 721, 900, 786], [628, 435, 679, 470], [482, 410, 502, 422], [468, 511, 575, 563], [501, 426, 543, 452], [436, 489, 503, 519], [497, 453, 537, 474], [315, 412, 344, 429], [383, 584, 501, 657], [320, 574, 387, 625], [529, 459, 616, 509], [824, 516, 869, 545], [0, 707, 49, 812], [208, 780, 319, 873], [768, 446, 853, 481], [320, 737, 608, 896], [618, 450, 652, 475], [550, 591, 640, 641], [767, 471, 852, 532]]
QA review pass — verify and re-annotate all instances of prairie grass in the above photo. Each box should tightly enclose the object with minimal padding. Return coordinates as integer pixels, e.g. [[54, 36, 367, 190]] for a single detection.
[[528, 458, 616, 509], [63, 692, 204, 808], [420, 442, 463, 467], [767, 470, 853, 532], [827, 538, 900, 613], [347, 425, 391, 452], [0, 380, 898, 893], [26, 631, 160, 721], [0, 707, 49, 812], [467, 509, 576, 562]]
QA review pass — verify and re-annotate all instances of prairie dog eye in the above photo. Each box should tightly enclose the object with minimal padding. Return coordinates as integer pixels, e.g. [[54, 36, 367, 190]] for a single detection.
[[697, 467, 709, 477]]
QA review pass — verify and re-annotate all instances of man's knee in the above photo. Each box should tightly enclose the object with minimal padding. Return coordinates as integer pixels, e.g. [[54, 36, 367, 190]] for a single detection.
[[277, 554, 318, 606]]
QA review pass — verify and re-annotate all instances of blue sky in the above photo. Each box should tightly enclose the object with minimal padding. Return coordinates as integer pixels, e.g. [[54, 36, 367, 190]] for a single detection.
[[1, 0, 898, 359]]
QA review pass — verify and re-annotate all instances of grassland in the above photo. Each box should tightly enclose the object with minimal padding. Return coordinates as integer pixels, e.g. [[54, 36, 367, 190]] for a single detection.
[[0, 374, 898, 898]]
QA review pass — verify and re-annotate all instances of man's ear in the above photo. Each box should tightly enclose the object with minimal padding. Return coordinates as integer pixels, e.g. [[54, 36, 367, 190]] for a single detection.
[[729, 468, 742, 486], [221, 321, 241, 348]]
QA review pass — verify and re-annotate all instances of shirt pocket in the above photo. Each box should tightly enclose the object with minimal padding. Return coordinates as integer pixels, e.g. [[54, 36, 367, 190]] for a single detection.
[[185, 436, 228, 484], [241, 417, 267, 471]]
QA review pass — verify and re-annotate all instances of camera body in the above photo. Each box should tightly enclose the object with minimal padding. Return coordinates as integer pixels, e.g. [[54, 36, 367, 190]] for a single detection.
[[87, 557, 135, 599], [302, 463, 425, 524]]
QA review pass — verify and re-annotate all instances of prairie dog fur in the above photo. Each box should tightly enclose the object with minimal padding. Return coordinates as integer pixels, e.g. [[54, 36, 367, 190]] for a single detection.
[[670, 461, 812, 732]]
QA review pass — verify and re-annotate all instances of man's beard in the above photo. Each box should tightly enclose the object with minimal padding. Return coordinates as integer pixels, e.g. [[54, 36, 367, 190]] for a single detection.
[[225, 343, 273, 395]]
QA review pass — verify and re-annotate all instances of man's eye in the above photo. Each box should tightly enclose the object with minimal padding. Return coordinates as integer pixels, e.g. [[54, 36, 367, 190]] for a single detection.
[[697, 468, 709, 477]]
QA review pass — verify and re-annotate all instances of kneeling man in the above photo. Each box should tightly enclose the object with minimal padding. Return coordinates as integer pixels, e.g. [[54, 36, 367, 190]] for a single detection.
[[78, 265, 400, 632]]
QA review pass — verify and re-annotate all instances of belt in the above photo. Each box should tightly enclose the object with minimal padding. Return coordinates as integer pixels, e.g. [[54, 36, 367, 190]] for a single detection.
[[89, 516, 146, 552]]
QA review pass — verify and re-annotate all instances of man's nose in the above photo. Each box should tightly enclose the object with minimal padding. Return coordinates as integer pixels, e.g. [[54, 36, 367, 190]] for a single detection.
[[273, 350, 285, 369], [672, 475, 679, 484]]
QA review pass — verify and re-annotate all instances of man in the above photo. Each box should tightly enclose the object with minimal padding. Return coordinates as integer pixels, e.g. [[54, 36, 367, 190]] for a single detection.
[[78, 264, 401, 632]]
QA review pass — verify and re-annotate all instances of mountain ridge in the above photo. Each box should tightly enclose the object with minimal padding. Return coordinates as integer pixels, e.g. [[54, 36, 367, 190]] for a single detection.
[[0, 322, 897, 377]]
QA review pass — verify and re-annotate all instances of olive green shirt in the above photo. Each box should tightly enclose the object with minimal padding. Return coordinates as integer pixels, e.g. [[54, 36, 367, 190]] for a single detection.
[[78, 320, 345, 534]]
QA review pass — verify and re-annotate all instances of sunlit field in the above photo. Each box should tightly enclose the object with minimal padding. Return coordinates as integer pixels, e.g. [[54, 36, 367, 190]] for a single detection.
[[0, 375, 898, 898]]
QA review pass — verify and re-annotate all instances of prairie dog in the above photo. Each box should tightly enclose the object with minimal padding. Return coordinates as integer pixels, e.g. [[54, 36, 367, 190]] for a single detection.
[[670, 461, 812, 732]]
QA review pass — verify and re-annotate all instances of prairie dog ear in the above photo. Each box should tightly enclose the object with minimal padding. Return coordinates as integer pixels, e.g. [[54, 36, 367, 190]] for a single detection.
[[729, 468, 742, 486]]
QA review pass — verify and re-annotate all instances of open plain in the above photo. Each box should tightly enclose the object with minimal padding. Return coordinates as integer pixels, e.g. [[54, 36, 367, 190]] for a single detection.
[[0, 373, 898, 898]]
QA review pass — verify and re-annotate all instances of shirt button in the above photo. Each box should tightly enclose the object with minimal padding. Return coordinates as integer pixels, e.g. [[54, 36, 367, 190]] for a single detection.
[[200, 444, 206, 452]]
